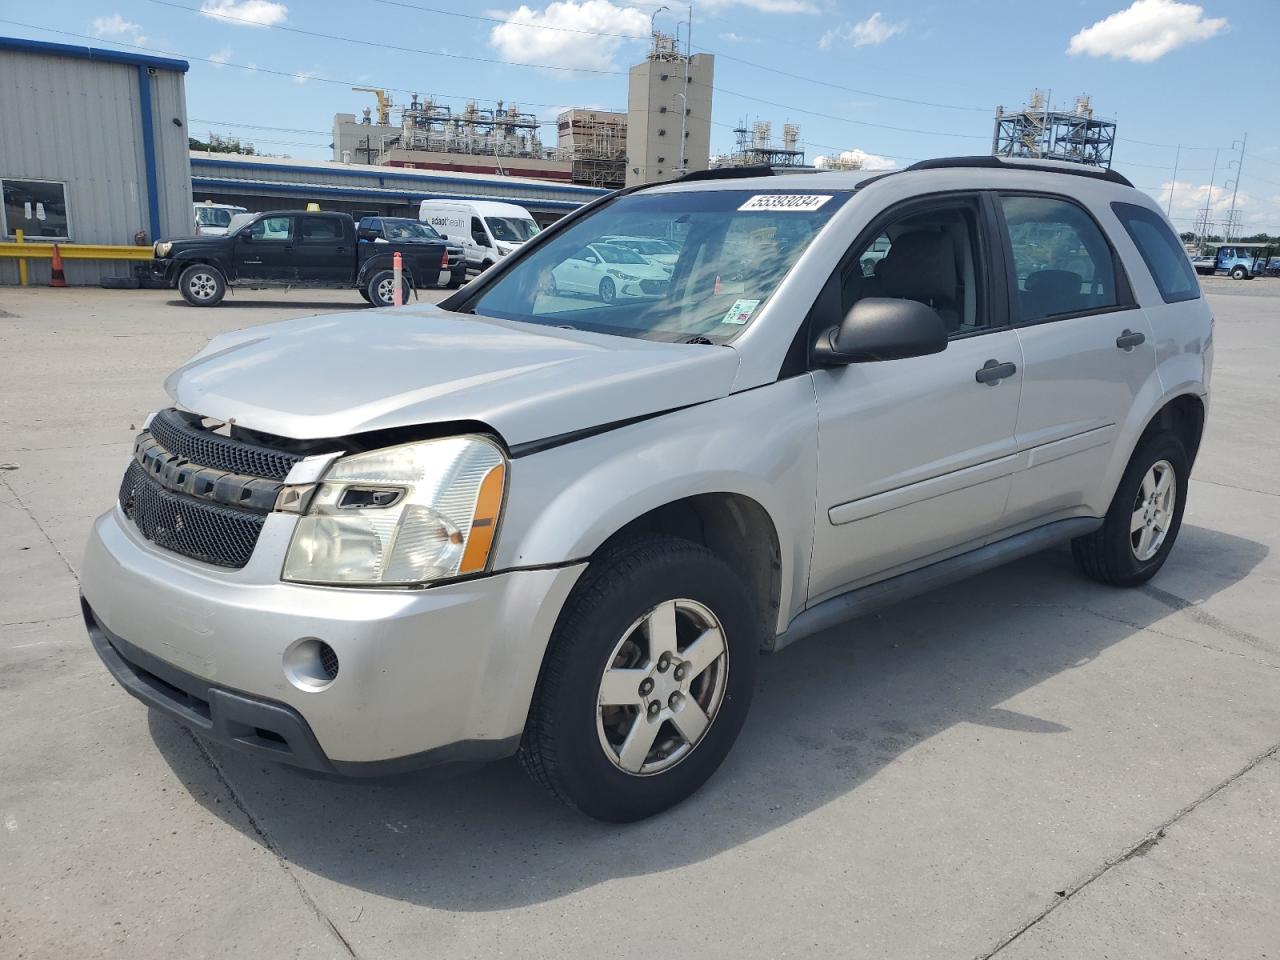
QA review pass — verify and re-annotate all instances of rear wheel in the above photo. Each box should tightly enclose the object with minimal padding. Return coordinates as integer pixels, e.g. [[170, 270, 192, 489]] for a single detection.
[[366, 269, 408, 307], [178, 264, 226, 307], [1072, 432, 1189, 586], [520, 535, 758, 822], [1230, 265, 1248, 280], [598, 276, 617, 303]]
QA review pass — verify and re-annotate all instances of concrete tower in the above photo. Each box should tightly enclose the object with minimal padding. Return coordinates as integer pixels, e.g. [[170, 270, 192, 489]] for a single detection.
[[625, 33, 714, 187]]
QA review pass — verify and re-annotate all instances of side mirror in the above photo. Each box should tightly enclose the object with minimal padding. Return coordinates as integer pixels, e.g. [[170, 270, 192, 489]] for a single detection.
[[813, 297, 947, 365], [474, 234, 491, 247], [239, 232, 254, 243], [357, 228, 379, 242]]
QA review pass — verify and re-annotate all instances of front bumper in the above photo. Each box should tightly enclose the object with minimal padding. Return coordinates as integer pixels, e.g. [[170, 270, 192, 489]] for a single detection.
[[81, 507, 584, 771]]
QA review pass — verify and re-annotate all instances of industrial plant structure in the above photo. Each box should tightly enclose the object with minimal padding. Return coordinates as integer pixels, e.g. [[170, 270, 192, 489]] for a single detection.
[[713, 120, 808, 170], [557, 109, 628, 189], [991, 92, 1116, 169]]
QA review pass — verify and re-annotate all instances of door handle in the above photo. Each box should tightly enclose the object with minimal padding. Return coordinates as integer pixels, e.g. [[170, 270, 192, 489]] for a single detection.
[[1116, 329, 1146, 350], [975, 359, 1017, 385]]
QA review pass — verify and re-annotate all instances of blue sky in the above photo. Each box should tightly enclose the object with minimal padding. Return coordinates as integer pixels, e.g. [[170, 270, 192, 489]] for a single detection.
[[4, 0, 1278, 231]]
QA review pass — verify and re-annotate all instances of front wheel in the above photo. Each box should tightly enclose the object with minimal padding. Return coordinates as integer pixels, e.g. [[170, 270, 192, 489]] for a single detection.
[[366, 269, 409, 307], [598, 276, 617, 303], [1072, 432, 1189, 586], [178, 264, 226, 307], [520, 535, 759, 822]]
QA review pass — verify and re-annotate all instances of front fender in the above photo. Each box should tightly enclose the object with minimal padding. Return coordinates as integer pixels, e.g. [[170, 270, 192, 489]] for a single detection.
[[493, 376, 820, 634]]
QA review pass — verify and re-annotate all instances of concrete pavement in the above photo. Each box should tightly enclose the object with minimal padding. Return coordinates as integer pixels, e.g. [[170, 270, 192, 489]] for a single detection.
[[1, 279, 1278, 958]]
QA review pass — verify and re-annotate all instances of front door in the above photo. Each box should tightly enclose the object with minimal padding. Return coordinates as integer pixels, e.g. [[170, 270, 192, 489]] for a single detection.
[[237, 214, 296, 282], [808, 194, 1024, 602], [994, 194, 1159, 528]]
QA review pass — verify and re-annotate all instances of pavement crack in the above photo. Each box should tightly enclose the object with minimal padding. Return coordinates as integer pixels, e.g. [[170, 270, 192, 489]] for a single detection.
[[977, 737, 1280, 959], [0, 475, 78, 581], [1140, 583, 1270, 650], [1077, 607, 1280, 673], [1192, 476, 1280, 499], [180, 728, 360, 960]]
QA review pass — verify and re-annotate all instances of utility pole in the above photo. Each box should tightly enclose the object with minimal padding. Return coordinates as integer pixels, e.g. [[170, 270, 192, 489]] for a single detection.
[[679, 4, 691, 173], [1225, 132, 1247, 241], [1197, 148, 1220, 247], [1167, 144, 1180, 217]]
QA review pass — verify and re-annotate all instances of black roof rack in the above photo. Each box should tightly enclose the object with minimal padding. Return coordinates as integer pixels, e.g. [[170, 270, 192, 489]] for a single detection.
[[673, 164, 775, 184], [901, 155, 1134, 188]]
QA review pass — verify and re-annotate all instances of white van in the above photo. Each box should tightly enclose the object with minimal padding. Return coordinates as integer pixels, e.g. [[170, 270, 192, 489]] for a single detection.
[[418, 199, 540, 273], [193, 202, 248, 237]]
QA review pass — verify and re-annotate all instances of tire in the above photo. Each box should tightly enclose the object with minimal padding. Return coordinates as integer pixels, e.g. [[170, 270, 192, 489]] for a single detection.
[[1071, 431, 1189, 587], [365, 269, 408, 307], [520, 535, 759, 822], [447, 276, 464, 289], [598, 276, 617, 303], [1231, 265, 1248, 280], [178, 264, 226, 307]]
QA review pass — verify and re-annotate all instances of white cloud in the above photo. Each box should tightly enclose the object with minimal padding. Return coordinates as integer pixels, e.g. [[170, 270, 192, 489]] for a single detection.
[[91, 14, 147, 45], [819, 12, 906, 50], [718, 32, 757, 43], [488, 2, 650, 72], [699, 0, 818, 12], [1067, 0, 1226, 63], [1150, 178, 1280, 233], [208, 47, 233, 66], [199, 1, 289, 28], [813, 149, 897, 171]]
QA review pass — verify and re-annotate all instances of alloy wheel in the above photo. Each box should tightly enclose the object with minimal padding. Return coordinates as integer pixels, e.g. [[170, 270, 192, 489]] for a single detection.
[[596, 598, 728, 776], [187, 272, 218, 301], [1131, 459, 1176, 561]]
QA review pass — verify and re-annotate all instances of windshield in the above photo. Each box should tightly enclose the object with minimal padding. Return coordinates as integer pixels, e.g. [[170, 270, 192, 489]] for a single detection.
[[196, 207, 242, 227], [485, 216, 539, 243], [614, 238, 676, 255], [596, 244, 648, 265], [382, 219, 441, 241], [469, 189, 849, 342]]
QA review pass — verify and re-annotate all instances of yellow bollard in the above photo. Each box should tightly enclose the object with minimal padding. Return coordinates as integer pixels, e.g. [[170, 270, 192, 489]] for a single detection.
[[15, 229, 27, 286]]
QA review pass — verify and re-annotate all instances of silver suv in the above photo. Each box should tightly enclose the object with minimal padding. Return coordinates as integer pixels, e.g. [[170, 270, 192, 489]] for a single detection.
[[82, 157, 1212, 821]]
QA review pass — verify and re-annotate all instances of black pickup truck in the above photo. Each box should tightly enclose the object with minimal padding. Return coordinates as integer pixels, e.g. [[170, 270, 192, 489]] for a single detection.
[[152, 210, 466, 307]]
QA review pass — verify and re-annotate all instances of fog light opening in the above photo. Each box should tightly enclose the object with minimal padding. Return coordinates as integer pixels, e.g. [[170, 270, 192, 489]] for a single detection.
[[283, 637, 339, 692]]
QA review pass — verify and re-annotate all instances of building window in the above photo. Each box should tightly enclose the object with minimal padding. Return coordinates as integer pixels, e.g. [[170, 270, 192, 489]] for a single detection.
[[1, 178, 71, 240]]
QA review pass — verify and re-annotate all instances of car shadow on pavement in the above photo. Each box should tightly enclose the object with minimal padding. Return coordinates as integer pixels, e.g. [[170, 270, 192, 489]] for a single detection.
[[150, 523, 1268, 911]]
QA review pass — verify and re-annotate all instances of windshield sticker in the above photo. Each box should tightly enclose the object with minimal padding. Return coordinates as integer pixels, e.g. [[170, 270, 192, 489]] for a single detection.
[[738, 194, 833, 212], [721, 299, 762, 325]]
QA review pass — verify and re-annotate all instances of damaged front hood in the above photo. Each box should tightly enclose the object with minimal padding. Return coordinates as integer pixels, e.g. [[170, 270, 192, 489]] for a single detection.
[[165, 303, 741, 445]]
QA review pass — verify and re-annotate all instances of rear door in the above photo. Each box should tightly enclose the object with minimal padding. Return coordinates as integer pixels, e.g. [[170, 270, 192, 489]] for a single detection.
[[296, 215, 350, 285], [808, 193, 1025, 602], [995, 193, 1158, 527]]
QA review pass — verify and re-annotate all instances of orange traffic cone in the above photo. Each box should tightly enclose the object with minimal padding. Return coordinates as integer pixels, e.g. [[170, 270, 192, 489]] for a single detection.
[[49, 243, 68, 288], [714, 275, 722, 295]]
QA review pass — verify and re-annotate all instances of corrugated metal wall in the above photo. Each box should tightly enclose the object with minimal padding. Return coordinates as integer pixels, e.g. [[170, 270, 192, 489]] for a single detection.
[[0, 48, 192, 285]]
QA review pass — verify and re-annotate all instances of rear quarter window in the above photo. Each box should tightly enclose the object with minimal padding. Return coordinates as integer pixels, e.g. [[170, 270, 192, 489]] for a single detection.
[[1111, 202, 1201, 304]]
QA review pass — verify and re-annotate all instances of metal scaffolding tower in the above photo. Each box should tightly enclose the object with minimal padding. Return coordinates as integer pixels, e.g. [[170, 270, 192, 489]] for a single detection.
[[992, 92, 1116, 169]]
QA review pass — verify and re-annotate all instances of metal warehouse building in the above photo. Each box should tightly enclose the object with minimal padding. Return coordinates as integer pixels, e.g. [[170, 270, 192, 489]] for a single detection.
[[190, 153, 608, 228], [0, 37, 193, 285]]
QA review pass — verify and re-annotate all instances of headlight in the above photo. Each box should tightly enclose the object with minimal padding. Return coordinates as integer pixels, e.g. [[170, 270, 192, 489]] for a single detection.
[[611, 271, 641, 281], [154, 241, 172, 257], [282, 436, 506, 586]]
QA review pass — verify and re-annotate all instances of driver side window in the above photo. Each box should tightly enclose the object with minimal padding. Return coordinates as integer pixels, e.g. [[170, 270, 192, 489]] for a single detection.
[[248, 215, 293, 242], [840, 201, 986, 335]]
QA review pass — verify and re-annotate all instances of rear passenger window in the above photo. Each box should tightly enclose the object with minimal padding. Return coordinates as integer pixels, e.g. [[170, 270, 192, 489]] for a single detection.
[[1111, 202, 1200, 303], [999, 196, 1122, 323], [300, 217, 341, 242]]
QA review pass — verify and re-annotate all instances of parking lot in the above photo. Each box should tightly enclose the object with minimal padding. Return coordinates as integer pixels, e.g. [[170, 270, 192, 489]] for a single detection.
[[2, 277, 1278, 958]]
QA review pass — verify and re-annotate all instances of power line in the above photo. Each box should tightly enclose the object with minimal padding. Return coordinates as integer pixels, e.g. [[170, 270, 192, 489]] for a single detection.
[[371, 0, 990, 114], [715, 87, 987, 140], [143, 0, 626, 75]]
